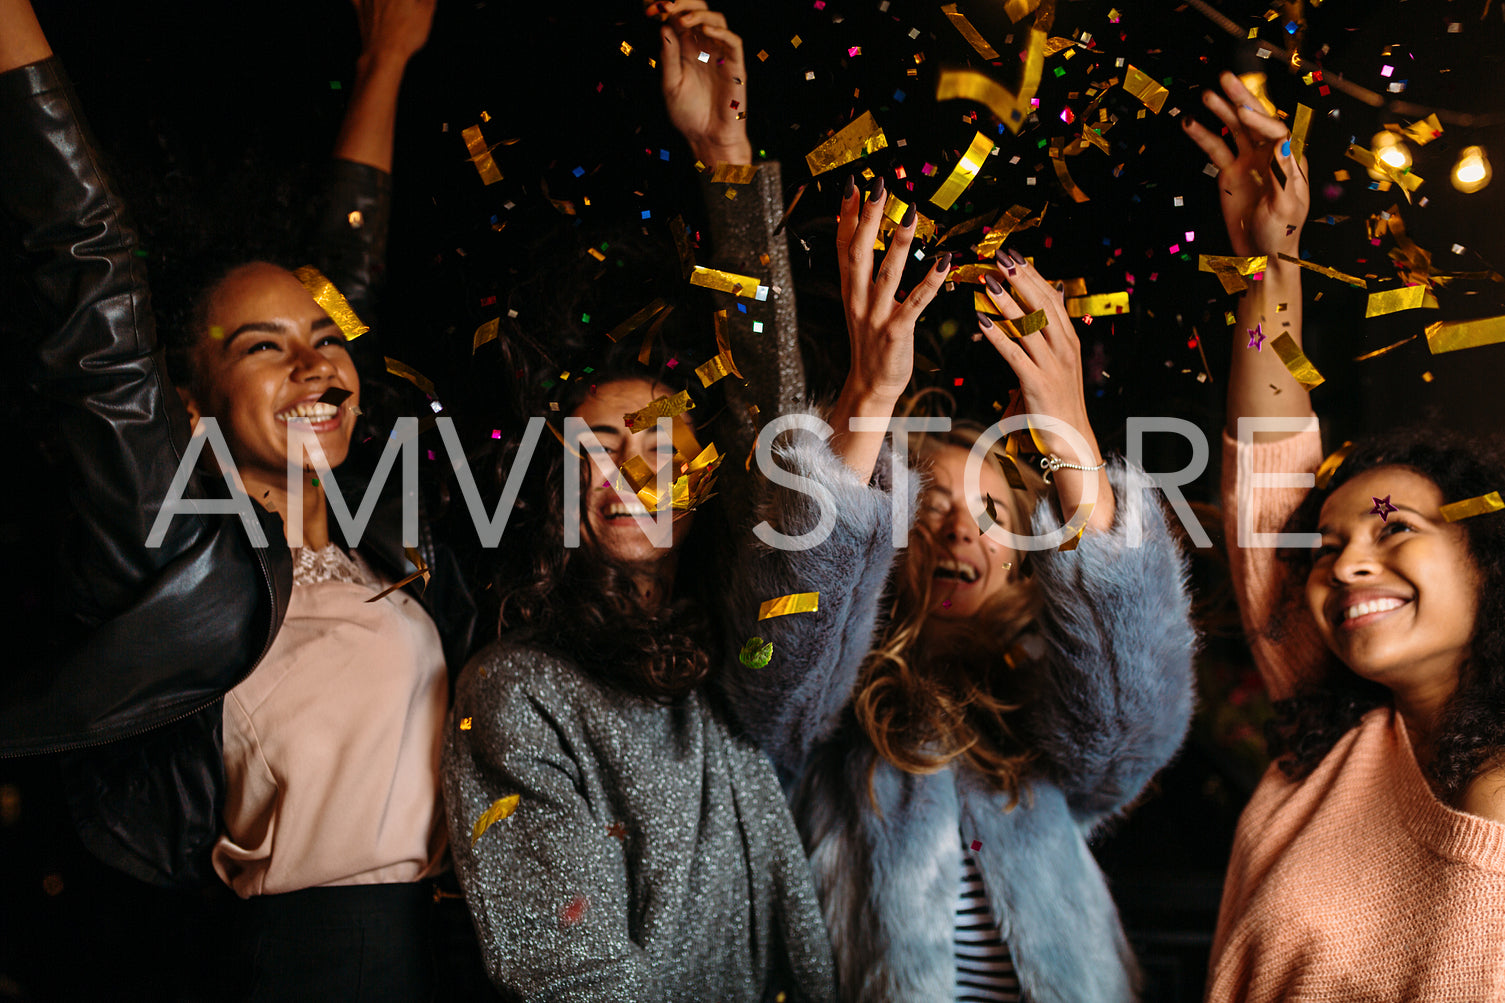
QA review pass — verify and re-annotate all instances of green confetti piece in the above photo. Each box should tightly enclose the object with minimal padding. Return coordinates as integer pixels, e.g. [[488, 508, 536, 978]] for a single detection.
[[739, 637, 774, 670]]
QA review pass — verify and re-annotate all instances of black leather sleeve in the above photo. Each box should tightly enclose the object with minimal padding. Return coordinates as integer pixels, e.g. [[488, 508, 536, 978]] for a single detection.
[[0, 58, 280, 755]]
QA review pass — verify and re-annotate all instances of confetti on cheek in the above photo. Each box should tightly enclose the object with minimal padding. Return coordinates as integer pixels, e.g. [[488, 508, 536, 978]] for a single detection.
[[470, 794, 521, 847]]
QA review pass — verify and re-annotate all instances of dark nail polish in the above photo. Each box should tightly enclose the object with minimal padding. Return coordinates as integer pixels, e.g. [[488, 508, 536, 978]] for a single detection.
[[843, 174, 856, 199], [1010, 249, 1027, 266], [1054, 281, 1066, 292], [984, 274, 1003, 295], [976, 310, 994, 329], [901, 204, 916, 228], [867, 176, 885, 203], [934, 252, 952, 273]]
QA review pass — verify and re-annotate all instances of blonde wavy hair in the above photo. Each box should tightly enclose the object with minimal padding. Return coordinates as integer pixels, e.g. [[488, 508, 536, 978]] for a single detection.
[[853, 405, 1044, 808]]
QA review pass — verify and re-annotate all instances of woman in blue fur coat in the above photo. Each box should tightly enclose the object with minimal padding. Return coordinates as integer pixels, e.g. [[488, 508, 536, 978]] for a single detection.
[[723, 181, 1198, 1003]]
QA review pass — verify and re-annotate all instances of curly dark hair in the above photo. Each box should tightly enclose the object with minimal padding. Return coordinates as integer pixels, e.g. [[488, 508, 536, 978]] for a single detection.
[[478, 343, 725, 703], [1265, 428, 1505, 801]]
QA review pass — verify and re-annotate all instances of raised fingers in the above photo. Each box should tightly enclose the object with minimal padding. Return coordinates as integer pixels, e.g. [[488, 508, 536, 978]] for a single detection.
[[1182, 115, 1236, 171], [842, 178, 888, 308], [894, 251, 952, 325], [873, 208, 917, 304]]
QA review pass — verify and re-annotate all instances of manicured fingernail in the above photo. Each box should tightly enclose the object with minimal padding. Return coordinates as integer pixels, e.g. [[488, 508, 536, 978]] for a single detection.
[[1281, 139, 1291, 158], [1054, 281, 1065, 292], [934, 252, 952, 273], [901, 204, 916, 228], [984, 274, 1003, 295], [976, 311, 994, 329], [1010, 249, 1027, 265], [867, 176, 886, 203], [843, 174, 856, 200]]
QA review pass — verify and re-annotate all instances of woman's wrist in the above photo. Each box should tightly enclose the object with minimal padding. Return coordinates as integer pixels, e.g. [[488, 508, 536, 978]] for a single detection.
[[690, 137, 753, 166]]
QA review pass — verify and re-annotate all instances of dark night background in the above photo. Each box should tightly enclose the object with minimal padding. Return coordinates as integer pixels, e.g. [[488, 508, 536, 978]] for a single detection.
[[3, 0, 1505, 998]]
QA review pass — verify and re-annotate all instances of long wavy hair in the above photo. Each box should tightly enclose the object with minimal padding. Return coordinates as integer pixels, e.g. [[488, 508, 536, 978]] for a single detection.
[[853, 415, 1044, 806], [482, 355, 721, 702], [1265, 428, 1505, 802]]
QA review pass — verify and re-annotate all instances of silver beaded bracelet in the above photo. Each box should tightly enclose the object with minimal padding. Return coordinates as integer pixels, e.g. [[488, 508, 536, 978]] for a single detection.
[[1039, 453, 1107, 484]]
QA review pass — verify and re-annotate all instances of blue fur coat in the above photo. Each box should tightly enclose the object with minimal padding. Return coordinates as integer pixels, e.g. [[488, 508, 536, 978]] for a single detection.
[[722, 424, 1197, 1003]]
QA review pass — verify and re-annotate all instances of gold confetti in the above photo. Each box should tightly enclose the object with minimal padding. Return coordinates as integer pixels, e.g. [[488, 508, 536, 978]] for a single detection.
[[1198, 254, 1269, 294], [1275, 252, 1368, 288], [1057, 502, 1093, 551], [1399, 114, 1443, 146], [696, 309, 744, 388], [623, 389, 694, 432], [710, 163, 760, 184], [1049, 141, 1090, 202], [1003, 0, 1041, 21], [1353, 334, 1418, 361], [1425, 315, 1505, 355], [460, 717, 473, 730], [1043, 36, 1075, 57], [1121, 65, 1169, 113], [1365, 286, 1438, 318], [1018, 308, 1049, 334], [1236, 72, 1278, 117], [930, 131, 996, 210], [669, 213, 695, 277], [1269, 333, 1325, 390], [470, 794, 521, 846], [805, 111, 889, 175], [975, 204, 1041, 258], [878, 193, 940, 242], [1441, 491, 1505, 523], [606, 298, 669, 343], [384, 357, 437, 396], [934, 27, 1046, 136], [1289, 103, 1313, 164], [1345, 144, 1424, 199], [638, 302, 674, 366], [1313, 441, 1355, 490], [947, 264, 996, 284], [690, 265, 765, 299], [940, 3, 999, 59], [758, 592, 820, 619], [473, 317, 500, 353], [461, 124, 504, 186], [294, 266, 370, 341], [1065, 292, 1130, 317]]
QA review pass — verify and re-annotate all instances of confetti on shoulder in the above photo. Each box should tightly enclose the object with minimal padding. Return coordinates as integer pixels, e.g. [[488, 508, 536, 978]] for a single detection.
[[758, 592, 819, 619], [471, 794, 521, 846]]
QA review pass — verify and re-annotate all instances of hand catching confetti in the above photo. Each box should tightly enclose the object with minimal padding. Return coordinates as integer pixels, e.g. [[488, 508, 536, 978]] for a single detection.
[[1182, 71, 1309, 262], [653, 0, 751, 167]]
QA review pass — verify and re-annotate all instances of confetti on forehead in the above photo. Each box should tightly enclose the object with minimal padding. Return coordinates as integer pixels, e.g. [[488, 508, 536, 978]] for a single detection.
[[293, 266, 369, 340], [1370, 495, 1398, 521]]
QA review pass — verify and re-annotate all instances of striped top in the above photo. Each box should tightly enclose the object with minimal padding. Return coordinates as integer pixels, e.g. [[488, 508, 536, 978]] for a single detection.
[[955, 839, 1025, 1002]]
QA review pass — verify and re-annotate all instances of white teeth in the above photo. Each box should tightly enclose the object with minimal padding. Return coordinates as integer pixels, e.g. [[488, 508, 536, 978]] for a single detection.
[[605, 502, 643, 517], [936, 558, 980, 582], [277, 401, 340, 422], [1343, 597, 1406, 622]]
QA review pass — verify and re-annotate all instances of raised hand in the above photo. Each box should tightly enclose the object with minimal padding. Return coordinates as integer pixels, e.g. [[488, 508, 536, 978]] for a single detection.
[[350, 0, 436, 63], [1182, 71, 1309, 259], [976, 250, 1113, 532], [828, 176, 950, 479], [650, 0, 751, 167]]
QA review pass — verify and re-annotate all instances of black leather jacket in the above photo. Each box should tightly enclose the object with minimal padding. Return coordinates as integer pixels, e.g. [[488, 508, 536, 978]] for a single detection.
[[0, 58, 474, 886]]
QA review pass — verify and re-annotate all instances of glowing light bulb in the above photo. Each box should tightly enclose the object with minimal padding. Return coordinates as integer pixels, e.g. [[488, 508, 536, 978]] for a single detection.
[[1452, 145, 1492, 193], [1367, 131, 1412, 179], [1379, 146, 1409, 168]]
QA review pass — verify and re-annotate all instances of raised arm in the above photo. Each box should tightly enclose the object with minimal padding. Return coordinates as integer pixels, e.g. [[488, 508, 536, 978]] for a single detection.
[[1186, 71, 1328, 701], [0, 0, 50, 70]]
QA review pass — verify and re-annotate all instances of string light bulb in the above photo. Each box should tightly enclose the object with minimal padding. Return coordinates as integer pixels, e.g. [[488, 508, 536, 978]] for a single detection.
[[1451, 145, 1492, 194]]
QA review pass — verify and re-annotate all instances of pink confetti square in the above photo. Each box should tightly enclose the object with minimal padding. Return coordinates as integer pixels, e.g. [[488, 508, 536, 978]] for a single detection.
[[491, 429, 502, 439], [970, 840, 982, 851], [1168, 243, 1181, 254]]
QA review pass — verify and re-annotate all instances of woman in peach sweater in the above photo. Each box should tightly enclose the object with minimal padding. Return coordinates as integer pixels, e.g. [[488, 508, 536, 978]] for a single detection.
[[1185, 73, 1505, 1001]]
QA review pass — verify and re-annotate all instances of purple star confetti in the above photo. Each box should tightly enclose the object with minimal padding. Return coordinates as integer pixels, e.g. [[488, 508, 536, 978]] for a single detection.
[[1371, 495, 1398, 521], [1247, 325, 1265, 351]]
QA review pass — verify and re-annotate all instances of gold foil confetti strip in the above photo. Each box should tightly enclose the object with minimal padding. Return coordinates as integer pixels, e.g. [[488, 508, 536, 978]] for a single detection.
[[384, 357, 437, 396], [758, 592, 820, 620], [623, 389, 694, 432], [930, 132, 996, 210], [1236, 72, 1278, 117], [1061, 277, 1088, 298], [690, 265, 765, 299], [638, 302, 675, 365], [1275, 252, 1367, 288], [670, 442, 723, 511], [712, 309, 742, 379], [1065, 292, 1130, 317], [975, 204, 1040, 258], [805, 111, 889, 175], [669, 214, 695, 277], [1425, 315, 1505, 355], [934, 31, 1045, 136], [940, 4, 999, 59], [470, 795, 521, 846], [1345, 144, 1424, 198], [1198, 253, 1268, 294], [696, 353, 736, 387], [1313, 441, 1355, 489], [616, 454, 663, 509], [461, 124, 503, 186], [1003, 0, 1041, 21], [1441, 491, 1505, 523], [878, 193, 940, 242], [1043, 36, 1076, 57], [605, 298, 669, 343], [1049, 141, 1090, 202], [1289, 104, 1313, 164], [1018, 308, 1049, 334], [1365, 286, 1438, 318], [1371, 206, 1434, 287], [948, 264, 995, 284], [710, 163, 761, 184], [1400, 114, 1443, 146], [1353, 334, 1418, 361], [473, 317, 500, 353], [1121, 65, 1169, 114], [1269, 333, 1325, 389], [1057, 502, 1093, 551], [294, 266, 369, 340]]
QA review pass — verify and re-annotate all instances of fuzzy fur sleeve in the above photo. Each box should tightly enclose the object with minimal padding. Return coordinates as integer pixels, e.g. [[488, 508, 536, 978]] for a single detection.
[[1024, 460, 1198, 829], [716, 412, 918, 780]]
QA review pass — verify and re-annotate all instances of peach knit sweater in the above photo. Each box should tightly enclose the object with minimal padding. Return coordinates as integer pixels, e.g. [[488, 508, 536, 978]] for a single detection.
[[1208, 424, 1505, 1002]]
